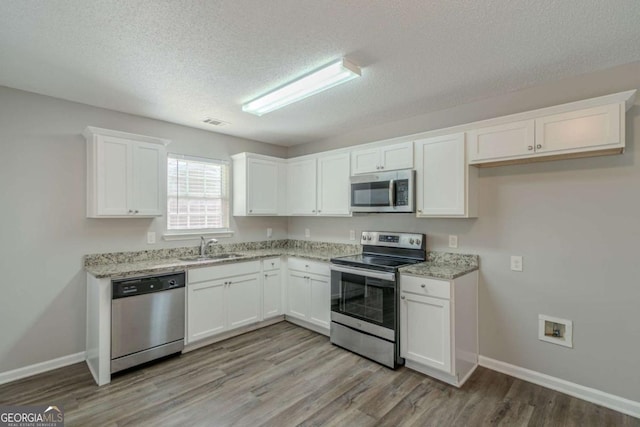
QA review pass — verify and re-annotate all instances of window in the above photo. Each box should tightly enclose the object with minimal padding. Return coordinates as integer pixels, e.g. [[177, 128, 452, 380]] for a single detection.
[[167, 154, 229, 232]]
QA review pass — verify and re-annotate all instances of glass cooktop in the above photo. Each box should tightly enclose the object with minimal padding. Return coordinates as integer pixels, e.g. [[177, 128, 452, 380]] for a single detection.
[[330, 254, 422, 272]]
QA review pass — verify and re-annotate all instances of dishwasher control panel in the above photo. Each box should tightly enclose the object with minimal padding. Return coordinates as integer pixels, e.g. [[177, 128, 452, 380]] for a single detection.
[[112, 272, 185, 299]]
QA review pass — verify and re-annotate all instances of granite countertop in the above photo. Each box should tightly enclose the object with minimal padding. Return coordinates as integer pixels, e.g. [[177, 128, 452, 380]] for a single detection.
[[84, 241, 360, 279], [84, 240, 479, 280], [399, 252, 479, 280]]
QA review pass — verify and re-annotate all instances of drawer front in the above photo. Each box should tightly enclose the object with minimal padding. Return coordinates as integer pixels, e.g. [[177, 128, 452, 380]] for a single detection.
[[188, 260, 260, 284], [401, 275, 450, 300], [263, 257, 281, 271], [288, 257, 329, 276]]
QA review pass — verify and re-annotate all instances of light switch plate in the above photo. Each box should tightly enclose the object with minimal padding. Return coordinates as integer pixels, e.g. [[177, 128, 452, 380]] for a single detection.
[[448, 235, 458, 248], [267, 228, 273, 238], [511, 255, 523, 272], [147, 232, 156, 244], [305, 228, 310, 238]]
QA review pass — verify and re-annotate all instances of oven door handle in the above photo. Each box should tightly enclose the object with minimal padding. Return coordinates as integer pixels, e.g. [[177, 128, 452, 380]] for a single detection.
[[389, 179, 395, 207], [330, 264, 396, 282]]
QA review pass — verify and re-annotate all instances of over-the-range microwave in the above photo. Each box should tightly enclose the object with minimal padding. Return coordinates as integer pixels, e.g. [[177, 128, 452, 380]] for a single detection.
[[349, 169, 415, 213]]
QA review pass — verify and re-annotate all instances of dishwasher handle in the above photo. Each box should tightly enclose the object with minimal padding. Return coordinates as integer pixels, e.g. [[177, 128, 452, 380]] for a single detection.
[[112, 272, 185, 299]]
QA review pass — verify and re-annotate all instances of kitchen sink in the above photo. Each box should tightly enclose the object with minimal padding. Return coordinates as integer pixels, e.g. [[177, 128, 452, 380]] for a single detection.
[[179, 253, 243, 262]]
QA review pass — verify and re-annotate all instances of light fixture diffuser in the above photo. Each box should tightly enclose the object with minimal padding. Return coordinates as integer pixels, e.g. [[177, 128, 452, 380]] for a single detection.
[[242, 58, 361, 116]]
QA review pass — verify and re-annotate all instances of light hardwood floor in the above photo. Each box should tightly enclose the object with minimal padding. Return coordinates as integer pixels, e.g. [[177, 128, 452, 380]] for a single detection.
[[0, 322, 637, 426]]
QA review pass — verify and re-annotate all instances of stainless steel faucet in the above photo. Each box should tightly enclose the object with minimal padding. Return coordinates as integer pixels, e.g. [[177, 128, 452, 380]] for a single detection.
[[200, 236, 218, 256]]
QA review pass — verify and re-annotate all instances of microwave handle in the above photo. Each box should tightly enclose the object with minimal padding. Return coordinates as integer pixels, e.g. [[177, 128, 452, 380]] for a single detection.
[[389, 179, 395, 206]]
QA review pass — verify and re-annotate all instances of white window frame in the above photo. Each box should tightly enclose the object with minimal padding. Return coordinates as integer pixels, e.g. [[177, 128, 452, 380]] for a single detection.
[[163, 153, 234, 240]]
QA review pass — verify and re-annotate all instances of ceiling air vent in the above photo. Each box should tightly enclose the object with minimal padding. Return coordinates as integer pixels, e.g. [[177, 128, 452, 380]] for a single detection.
[[202, 118, 229, 126]]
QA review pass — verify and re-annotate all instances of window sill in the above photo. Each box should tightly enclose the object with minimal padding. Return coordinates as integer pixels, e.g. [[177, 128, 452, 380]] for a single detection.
[[162, 230, 235, 241]]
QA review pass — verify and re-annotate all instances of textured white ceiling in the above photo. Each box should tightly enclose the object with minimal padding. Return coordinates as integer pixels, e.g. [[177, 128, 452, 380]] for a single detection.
[[1, 1, 639, 146]]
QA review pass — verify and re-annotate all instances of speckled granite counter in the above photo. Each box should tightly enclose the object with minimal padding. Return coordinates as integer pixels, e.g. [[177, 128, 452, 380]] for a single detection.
[[85, 240, 361, 279], [399, 252, 479, 280]]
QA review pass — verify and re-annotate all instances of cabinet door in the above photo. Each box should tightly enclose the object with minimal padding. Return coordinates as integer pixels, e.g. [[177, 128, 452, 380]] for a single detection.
[[247, 158, 279, 215], [535, 104, 621, 154], [288, 159, 317, 215], [131, 141, 164, 216], [287, 271, 310, 320], [317, 152, 351, 216], [263, 270, 282, 319], [96, 136, 130, 215], [468, 120, 534, 162], [381, 141, 413, 171], [226, 273, 260, 330], [351, 147, 381, 175], [415, 133, 466, 216], [400, 292, 451, 373], [309, 274, 330, 329], [187, 280, 226, 343]]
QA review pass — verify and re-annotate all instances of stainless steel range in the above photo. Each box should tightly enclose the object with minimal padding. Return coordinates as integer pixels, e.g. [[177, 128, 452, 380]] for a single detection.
[[330, 231, 426, 368]]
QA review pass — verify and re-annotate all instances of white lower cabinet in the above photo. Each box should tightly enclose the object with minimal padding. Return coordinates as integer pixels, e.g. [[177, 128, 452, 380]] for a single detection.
[[309, 274, 331, 329], [286, 258, 330, 334], [400, 271, 478, 387], [262, 257, 283, 319], [187, 261, 261, 344]]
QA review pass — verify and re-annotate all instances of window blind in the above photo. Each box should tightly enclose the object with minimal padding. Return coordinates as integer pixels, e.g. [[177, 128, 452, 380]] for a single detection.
[[167, 154, 229, 231]]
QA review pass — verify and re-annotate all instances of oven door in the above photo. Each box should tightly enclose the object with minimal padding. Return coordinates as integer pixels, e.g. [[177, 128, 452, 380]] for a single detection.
[[330, 265, 397, 341]]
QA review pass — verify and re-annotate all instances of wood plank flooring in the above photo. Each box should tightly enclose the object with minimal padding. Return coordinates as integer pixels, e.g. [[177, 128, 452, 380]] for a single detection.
[[0, 322, 637, 426]]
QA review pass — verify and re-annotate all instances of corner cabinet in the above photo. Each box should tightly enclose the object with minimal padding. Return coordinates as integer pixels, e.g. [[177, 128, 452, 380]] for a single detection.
[[415, 133, 477, 217], [232, 153, 287, 216], [400, 271, 478, 387], [84, 126, 169, 218], [351, 140, 413, 174]]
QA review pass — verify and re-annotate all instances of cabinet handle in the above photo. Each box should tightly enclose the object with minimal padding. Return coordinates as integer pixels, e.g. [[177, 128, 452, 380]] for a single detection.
[[128, 209, 133, 214], [417, 209, 422, 213], [380, 166, 384, 170], [249, 209, 253, 213], [271, 262, 275, 267], [536, 144, 542, 149], [312, 210, 316, 213], [134, 210, 139, 214], [401, 295, 406, 300], [421, 284, 426, 288], [318, 210, 321, 213], [528, 145, 533, 151], [305, 265, 309, 268]]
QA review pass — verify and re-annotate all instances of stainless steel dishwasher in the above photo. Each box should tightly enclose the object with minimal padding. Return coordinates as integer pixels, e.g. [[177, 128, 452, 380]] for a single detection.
[[111, 271, 185, 373]]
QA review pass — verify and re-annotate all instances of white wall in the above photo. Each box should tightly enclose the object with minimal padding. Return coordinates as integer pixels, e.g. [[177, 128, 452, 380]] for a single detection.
[[0, 86, 287, 373], [287, 61, 640, 402]]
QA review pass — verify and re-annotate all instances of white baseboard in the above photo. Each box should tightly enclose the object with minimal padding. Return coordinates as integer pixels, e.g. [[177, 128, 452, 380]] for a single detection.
[[0, 352, 86, 386], [479, 355, 640, 419]]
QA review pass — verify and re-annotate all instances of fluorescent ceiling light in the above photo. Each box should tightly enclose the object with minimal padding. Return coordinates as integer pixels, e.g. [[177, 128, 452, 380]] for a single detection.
[[242, 58, 361, 116]]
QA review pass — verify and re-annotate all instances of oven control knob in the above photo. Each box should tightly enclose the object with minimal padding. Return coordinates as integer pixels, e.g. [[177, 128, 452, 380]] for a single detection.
[[367, 235, 372, 241], [416, 239, 421, 246], [409, 238, 415, 244]]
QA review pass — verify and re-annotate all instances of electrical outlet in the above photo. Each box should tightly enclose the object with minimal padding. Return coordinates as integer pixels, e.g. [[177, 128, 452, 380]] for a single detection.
[[305, 228, 310, 238], [267, 227, 273, 238], [510, 255, 523, 272], [349, 230, 356, 241], [147, 232, 156, 244], [448, 235, 458, 248]]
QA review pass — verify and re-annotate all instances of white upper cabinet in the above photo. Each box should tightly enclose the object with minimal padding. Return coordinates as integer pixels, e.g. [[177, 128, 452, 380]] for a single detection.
[[287, 152, 351, 217], [468, 91, 634, 166], [287, 157, 317, 215], [316, 152, 351, 216], [85, 127, 169, 218], [467, 120, 534, 162], [351, 141, 413, 174], [535, 104, 621, 154], [232, 153, 286, 216], [415, 133, 477, 217]]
